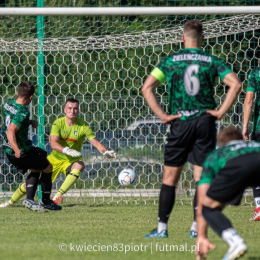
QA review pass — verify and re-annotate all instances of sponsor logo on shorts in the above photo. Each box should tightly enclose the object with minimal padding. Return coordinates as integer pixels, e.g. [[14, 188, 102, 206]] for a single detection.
[[178, 109, 199, 117]]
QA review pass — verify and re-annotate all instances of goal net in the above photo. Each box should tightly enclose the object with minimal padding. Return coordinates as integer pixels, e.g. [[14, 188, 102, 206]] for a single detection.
[[0, 8, 258, 205]]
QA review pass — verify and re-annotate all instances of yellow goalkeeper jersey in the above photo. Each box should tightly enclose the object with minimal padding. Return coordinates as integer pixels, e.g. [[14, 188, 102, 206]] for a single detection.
[[50, 116, 96, 161]]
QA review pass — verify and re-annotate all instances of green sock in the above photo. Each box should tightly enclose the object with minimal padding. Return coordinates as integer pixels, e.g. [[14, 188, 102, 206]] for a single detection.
[[10, 183, 26, 204], [57, 169, 81, 195]]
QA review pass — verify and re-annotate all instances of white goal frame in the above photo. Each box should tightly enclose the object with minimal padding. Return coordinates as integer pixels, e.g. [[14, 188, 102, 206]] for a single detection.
[[0, 6, 260, 16]]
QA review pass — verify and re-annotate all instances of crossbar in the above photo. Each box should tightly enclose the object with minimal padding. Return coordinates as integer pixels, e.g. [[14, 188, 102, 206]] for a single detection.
[[0, 7, 260, 16]]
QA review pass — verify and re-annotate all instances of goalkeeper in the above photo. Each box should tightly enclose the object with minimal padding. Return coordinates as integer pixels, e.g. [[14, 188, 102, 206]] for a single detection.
[[0, 98, 116, 206]]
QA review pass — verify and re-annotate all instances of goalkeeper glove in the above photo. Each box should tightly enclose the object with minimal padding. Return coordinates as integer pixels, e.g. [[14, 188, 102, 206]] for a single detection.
[[62, 147, 81, 157], [103, 150, 116, 159]]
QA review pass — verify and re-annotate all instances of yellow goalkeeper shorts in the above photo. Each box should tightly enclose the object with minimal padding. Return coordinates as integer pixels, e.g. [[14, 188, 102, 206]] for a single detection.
[[47, 154, 83, 182]]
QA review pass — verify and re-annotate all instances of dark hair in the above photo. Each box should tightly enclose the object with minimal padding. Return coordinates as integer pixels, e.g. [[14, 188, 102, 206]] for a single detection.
[[65, 98, 79, 105], [183, 19, 203, 38], [17, 82, 35, 99], [217, 126, 243, 146]]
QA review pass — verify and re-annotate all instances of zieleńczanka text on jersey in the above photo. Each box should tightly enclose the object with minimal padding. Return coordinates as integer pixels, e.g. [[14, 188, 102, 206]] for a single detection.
[[172, 54, 212, 63], [4, 103, 18, 115]]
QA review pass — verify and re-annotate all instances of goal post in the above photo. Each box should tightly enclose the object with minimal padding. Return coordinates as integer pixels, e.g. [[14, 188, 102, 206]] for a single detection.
[[0, 7, 258, 205], [1, 6, 260, 15]]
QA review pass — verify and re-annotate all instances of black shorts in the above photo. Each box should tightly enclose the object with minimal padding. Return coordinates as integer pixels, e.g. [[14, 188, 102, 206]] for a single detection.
[[164, 113, 216, 167], [6, 147, 49, 173], [206, 153, 260, 205]]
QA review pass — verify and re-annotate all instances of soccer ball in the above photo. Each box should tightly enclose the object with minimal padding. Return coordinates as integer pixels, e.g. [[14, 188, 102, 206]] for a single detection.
[[118, 168, 136, 186]]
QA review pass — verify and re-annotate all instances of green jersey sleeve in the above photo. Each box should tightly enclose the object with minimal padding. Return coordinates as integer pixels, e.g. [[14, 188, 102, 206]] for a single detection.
[[214, 57, 233, 81], [83, 124, 96, 141], [50, 120, 60, 136], [197, 168, 214, 186], [11, 109, 29, 128]]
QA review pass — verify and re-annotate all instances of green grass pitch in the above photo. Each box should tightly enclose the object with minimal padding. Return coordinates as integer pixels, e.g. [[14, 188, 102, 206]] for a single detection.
[[0, 202, 259, 260]]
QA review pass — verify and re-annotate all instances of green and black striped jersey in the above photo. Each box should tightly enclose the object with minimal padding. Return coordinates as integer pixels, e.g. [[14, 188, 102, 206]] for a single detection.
[[2, 99, 32, 156], [246, 68, 260, 133], [151, 48, 233, 120]]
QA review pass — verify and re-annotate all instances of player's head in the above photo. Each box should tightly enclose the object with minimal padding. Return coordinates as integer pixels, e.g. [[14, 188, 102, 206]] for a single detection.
[[17, 81, 35, 104], [64, 98, 79, 120], [182, 19, 203, 46], [217, 126, 243, 146]]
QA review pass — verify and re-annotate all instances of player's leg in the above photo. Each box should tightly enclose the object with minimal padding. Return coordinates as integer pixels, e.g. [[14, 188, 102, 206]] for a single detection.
[[145, 165, 183, 238], [1, 157, 59, 207], [189, 114, 216, 238], [53, 161, 85, 204], [5, 153, 43, 211], [250, 186, 260, 221], [37, 164, 62, 211], [24, 147, 61, 211], [201, 155, 260, 259], [145, 119, 188, 238], [202, 199, 247, 260], [250, 132, 260, 221], [25, 171, 40, 201], [22, 170, 45, 211], [189, 165, 202, 238], [11, 183, 26, 204], [0, 155, 60, 207], [0, 182, 26, 207]]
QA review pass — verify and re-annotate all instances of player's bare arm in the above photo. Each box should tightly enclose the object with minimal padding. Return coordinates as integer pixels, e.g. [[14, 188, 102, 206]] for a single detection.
[[6, 123, 22, 158], [50, 135, 64, 153], [88, 138, 116, 159], [242, 91, 254, 141], [196, 184, 216, 260], [89, 137, 107, 154], [207, 72, 241, 120], [142, 74, 181, 124], [50, 135, 81, 157]]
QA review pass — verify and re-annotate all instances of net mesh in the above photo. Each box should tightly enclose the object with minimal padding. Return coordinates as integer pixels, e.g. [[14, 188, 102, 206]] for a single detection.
[[0, 6, 258, 205]]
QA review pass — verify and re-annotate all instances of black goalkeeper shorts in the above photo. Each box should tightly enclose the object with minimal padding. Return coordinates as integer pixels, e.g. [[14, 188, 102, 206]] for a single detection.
[[6, 147, 49, 172], [164, 113, 216, 167]]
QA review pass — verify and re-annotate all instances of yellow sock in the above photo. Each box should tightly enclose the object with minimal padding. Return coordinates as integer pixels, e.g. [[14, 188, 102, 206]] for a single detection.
[[57, 169, 81, 195], [10, 183, 26, 204]]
